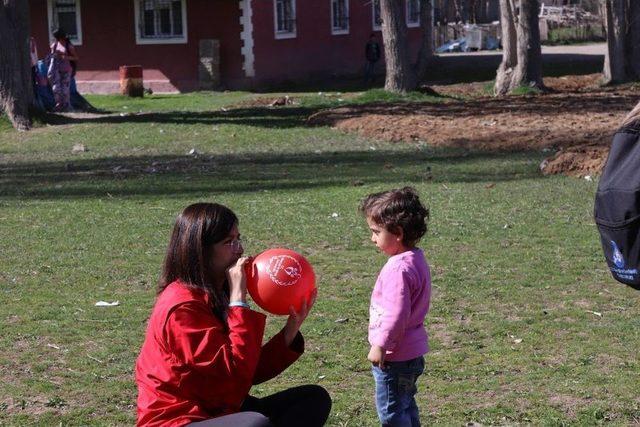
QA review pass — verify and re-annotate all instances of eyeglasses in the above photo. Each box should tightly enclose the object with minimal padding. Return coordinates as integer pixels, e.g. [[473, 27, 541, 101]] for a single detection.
[[224, 238, 243, 251]]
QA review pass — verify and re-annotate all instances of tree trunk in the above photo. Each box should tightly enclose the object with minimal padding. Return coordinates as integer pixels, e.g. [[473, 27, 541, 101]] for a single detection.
[[603, 0, 640, 84], [442, 0, 450, 23], [443, 0, 452, 23], [628, 0, 640, 79], [469, 0, 477, 23], [452, 0, 466, 22], [603, 0, 627, 83], [510, 0, 544, 90], [0, 0, 33, 131], [415, 0, 434, 80], [494, 0, 517, 94], [482, 0, 490, 22], [380, 0, 417, 93]]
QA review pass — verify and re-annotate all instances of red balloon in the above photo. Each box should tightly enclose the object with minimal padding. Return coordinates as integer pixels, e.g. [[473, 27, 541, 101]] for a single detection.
[[246, 248, 316, 315]]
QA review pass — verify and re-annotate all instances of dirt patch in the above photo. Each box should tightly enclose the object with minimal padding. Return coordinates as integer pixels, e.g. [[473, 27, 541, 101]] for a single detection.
[[308, 74, 637, 177], [539, 144, 609, 177], [544, 74, 604, 92], [429, 321, 456, 348]]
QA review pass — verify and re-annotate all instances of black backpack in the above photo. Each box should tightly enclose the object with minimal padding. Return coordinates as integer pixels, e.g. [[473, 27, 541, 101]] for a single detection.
[[594, 121, 640, 290]]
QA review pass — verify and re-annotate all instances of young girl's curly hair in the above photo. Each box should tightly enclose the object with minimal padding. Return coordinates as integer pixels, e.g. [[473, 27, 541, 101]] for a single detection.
[[359, 187, 429, 247]]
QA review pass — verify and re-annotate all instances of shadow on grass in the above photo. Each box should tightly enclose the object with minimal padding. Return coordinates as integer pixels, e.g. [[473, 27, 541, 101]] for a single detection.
[[43, 106, 319, 129], [41, 84, 636, 130], [0, 149, 546, 200]]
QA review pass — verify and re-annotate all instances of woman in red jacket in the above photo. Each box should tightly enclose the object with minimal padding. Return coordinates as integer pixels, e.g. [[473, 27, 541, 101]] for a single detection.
[[136, 203, 331, 427]]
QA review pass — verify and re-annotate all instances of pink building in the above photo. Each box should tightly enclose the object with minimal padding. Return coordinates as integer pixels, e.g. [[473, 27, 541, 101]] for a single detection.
[[29, 0, 426, 93]]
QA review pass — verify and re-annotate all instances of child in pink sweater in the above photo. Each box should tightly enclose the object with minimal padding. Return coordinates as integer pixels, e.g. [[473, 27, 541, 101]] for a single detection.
[[360, 187, 431, 426]]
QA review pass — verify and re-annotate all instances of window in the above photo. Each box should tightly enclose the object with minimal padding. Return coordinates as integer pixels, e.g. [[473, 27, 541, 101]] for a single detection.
[[47, 0, 82, 45], [407, 0, 420, 27], [274, 0, 296, 39], [134, 0, 187, 44], [372, 0, 382, 31], [331, 0, 349, 35]]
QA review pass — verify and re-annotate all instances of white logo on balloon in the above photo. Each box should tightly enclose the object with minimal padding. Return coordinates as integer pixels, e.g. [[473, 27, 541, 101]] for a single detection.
[[267, 255, 302, 286]]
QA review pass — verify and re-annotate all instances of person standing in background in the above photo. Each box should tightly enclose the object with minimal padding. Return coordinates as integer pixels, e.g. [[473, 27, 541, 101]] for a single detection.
[[364, 33, 381, 85], [48, 28, 78, 112]]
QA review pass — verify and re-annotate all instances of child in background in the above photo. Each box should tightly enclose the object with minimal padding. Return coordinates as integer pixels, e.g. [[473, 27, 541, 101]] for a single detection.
[[360, 187, 431, 427]]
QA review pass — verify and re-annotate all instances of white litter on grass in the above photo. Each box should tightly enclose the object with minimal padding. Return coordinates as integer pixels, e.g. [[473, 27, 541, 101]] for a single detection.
[[509, 335, 523, 344], [584, 175, 593, 182], [331, 212, 339, 218], [539, 159, 548, 172], [95, 301, 120, 307], [318, 375, 326, 379], [71, 144, 87, 153], [587, 310, 602, 317]]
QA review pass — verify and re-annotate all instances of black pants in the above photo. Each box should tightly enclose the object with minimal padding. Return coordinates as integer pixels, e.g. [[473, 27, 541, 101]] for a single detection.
[[189, 385, 331, 427]]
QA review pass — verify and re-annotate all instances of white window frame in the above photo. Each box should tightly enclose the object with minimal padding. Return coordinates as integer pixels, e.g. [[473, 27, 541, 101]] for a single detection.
[[274, 0, 297, 39], [372, 0, 382, 31], [47, 0, 83, 45], [134, 0, 188, 45], [406, 0, 420, 28], [330, 0, 349, 35]]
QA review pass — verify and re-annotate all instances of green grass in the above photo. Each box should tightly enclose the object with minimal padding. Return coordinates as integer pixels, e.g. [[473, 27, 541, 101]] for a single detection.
[[354, 89, 445, 103], [84, 91, 255, 113], [0, 114, 13, 132], [1, 91, 639, 426], [509, 85, 545, 96], [544, 26, 605, 46]]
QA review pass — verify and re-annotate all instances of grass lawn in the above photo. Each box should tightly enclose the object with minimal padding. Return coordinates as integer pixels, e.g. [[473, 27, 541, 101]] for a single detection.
[[1, 90, 639, 426]]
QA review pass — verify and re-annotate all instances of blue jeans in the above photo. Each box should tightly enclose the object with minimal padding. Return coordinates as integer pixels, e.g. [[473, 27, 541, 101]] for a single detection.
[[372, 356, 425, 426]]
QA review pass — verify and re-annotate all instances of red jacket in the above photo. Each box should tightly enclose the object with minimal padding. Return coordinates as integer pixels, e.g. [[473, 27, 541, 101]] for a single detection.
[[135, 281, 303, 427]]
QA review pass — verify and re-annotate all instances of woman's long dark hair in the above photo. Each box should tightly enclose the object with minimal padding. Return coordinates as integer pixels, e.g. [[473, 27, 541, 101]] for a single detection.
[[159, 203, 238, 320]]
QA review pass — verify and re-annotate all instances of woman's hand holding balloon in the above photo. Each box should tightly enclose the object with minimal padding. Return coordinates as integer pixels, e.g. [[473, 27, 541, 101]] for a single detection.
[[283, 288, 317, 347]]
